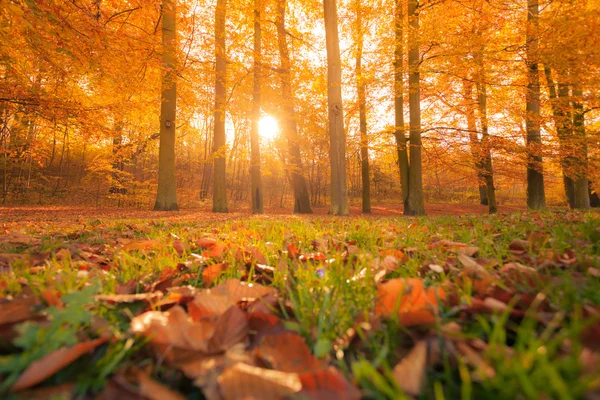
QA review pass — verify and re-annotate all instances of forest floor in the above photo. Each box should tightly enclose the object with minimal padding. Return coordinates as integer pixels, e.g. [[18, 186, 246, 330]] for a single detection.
[[0, 206, 599, 399]]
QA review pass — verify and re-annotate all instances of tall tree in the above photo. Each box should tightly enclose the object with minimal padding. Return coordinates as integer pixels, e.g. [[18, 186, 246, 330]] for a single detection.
[[394, 0, 410, 212], [324, 0, 349, 216], [543, 67, 575, 207], [354, 0, 371, 213], [250, 0, 264, 214], [276, 0, 312, 213], [405, 0, 425, 215], [525, 0, 545, 209], [154, 0, 178, 211], [213, 0, 228, 213], [572, 85, 590, 209]]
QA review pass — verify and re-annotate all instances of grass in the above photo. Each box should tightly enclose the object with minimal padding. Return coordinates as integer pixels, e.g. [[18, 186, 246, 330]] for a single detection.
[[0, 210, 599, 399]]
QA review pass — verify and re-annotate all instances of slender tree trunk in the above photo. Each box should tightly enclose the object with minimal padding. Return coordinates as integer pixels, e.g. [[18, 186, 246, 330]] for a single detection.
[[572, 85, 590, 209], [250, 0, 264, 214], [543, 66, 575, 207], [324, 0, 349, 216], [355, 0, 370, 213], [406, 0, 425, 215], [476, 78, 498, 213], [394, 0, 410, 212], [275, 0, 312, 213], [525, 0, 545, 209], [462, 79, 487, 205], [154, 0, 178, 211], [213, 0, 228, 212]]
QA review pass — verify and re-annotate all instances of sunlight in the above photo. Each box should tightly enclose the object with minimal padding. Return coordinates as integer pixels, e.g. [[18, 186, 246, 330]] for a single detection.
[[259, 115, 279, 141]]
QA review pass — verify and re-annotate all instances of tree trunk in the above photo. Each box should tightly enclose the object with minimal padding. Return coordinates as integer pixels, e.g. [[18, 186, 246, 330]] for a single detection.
[[462, 79, 487, 205], [276, 0, 312, 214], [525, 0, 545, 209], [543, 66, 575, 208], [250, 0, 264, 214], [355, 0, 370, 213], [406, 0, 425, 215], [213, 0, 228, 213], [476, 79, 498, 214], [154, 0, 178, 211], [394, 0, 410, 212], [572, 85, 590, 209], [324, 0, 349, 216]]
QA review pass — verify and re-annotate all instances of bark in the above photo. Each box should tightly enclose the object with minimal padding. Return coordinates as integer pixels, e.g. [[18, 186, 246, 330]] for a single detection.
[[250, 0, 264, 214], [213, 0, 228, 213], [572, 85, 590, 209], [525, 0, 545, 209], [324, 0, 349, 216], [462, 80, 487, 205], [394, 0, 410, 212], [406, 0, 425, 215], [476, 79, 498, 213], [543, 66, 575, 208], [154, 0, 178, 211], [355, 0, 370, 213], [275, 0, 312, 213]]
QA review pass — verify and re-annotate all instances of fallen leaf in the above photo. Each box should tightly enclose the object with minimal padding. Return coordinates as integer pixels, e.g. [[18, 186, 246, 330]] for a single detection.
[[95, 292, 163, 304], [202, 263, 228, 288], [218, 362, 302, 400], [392, 340, 427, 396], [297, 367, 362, 400], [136, 370, 186, 400], [0, 297, 39, 326], [11, 337, 108, 392], [376, 278, 444, 326], [258, 332, 322, 373]]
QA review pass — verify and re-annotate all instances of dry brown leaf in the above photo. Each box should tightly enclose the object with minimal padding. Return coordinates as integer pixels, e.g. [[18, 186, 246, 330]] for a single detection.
[[207, 306, 249, 353], [455, 341, 496, 380], [95, 292, 163, 304], [0, 297, 39, 326], [297, 367, 362, 400], [218, 362, 302, 400], [11, 337, 108, 392], [258, 332, 322, 373], [136, 370, 186, 400], [392, 341, 427, 396]]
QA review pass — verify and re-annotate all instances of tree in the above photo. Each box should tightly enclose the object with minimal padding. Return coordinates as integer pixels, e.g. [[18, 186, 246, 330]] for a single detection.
[[354, 0, 371, 213], [276, 0, 312, 214], [394, 0, 410, 213], [213, 0, 228, 213], [154, 0, 178, 211], [323, 0, 349, 216], [405, 0, 425, 215], [525, 0, 545, 209], [572, 85, 590, 209], [250, 0, 264, 214]]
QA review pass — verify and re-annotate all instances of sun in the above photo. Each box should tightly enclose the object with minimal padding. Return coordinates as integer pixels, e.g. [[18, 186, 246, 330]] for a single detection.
[[258, 115, 279, 141]]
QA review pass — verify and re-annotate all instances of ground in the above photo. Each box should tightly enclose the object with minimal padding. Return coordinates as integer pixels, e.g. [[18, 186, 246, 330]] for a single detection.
[[0, 205, 598, 399]]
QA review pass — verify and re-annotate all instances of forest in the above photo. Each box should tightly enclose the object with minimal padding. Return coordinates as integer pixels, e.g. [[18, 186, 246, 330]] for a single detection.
[[1, 1, 600, 399], [1, 0, 599, 214]]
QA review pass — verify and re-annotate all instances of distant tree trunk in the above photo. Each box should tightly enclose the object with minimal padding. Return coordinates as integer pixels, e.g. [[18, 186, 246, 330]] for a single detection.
[[543, 66, 575, 208], [525, 0, 545, 209], [462, 79, 487, 205], [213, 0, 228, 213], [355, 0, 370, 213], [324, 0, 349, 216], [250, 0, 264, 214], [406, 0, 425, 215], [474, 53, 497, 214], [572, 85, 590, 209], [394, 0, 410, 212], [154, 0, 178, 211], [276, 0, 312, 214]]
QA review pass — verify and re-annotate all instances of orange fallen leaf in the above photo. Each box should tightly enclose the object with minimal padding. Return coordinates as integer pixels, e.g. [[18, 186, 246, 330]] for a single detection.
[[11, 337, 108, 392], [197, 237, 217, 249], [376, 278, 444, 326], [202, 263, 228, 288], [297, 367, 361, 400], [258, 332, 322, 373]]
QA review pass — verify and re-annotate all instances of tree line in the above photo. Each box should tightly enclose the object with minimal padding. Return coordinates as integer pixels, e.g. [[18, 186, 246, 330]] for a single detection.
[[1, 0, 598, 214]]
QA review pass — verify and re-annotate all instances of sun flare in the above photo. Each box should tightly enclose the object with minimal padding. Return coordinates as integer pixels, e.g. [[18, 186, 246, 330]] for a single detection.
[[258, 115, 279, 141]]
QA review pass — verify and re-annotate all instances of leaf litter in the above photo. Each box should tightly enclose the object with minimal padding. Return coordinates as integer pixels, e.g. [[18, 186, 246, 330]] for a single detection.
[[0, 210, 599, 399]]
